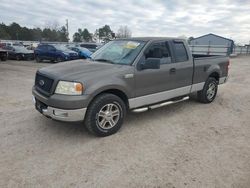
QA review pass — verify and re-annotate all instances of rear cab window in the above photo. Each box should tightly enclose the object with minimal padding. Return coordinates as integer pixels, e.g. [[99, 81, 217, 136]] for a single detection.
[[173, 41, 188, 62]]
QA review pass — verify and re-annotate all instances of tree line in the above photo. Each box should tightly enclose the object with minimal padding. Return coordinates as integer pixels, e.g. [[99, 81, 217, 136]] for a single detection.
[[0, 22, 68, 42], [0, 22, 132, 42], [73, 25, 132, 42]]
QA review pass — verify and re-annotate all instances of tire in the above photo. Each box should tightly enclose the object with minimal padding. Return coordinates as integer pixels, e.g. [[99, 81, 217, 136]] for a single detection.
[[197, 77, 218, 103], [84, 93, 126, 137], [56, 57, 63, 62], [36, 56, 42, 63], [1, 56, 7, 61], [16, 55, 22, 61]]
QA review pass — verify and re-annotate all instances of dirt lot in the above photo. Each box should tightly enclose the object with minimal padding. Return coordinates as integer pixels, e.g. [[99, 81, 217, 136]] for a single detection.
[[0, 56, 250, 188]]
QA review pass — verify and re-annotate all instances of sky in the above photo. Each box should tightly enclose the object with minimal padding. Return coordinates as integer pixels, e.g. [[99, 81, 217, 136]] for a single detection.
[[0, 0, 250, 44]]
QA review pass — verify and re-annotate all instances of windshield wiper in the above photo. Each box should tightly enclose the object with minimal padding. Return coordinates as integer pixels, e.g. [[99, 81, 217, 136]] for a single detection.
[[93, 58, 115, 64]]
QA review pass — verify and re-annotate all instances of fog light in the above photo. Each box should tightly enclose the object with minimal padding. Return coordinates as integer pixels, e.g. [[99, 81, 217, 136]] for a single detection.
[[53, 110, 68, 117]]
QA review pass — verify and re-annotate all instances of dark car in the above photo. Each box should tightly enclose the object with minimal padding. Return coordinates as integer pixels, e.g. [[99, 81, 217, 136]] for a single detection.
[[0, 48, 8, 61], [68, 46, 92, 59], [3, 46, 34, 60], [79, 43, 102, 52], [34, 44, 79, 63]]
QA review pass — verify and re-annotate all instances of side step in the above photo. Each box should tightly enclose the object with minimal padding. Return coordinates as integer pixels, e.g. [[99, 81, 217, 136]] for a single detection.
[[132, 96, 189, 113]]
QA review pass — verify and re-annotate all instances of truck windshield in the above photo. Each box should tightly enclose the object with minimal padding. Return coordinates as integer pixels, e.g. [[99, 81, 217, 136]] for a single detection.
[[91, 40, 145, 65]]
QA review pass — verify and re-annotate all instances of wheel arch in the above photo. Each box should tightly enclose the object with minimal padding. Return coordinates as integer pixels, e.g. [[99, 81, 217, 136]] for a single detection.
[[88, 88, 129, 109], [208, 71, 220, 82]]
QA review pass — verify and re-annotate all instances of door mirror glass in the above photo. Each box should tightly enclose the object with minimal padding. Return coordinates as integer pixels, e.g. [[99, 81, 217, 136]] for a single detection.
[[141, 58, 160, 70]]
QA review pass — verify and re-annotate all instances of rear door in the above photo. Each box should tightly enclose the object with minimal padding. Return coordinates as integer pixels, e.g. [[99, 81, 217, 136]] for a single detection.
[[46, 45, 56, 60], [169, 40, 193, 89]]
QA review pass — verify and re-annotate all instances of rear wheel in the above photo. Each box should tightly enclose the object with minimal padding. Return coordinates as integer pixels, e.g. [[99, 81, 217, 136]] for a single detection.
[[84, 93, 126, 137], [197, 77, 218, 103], [1, 56, 7, 61]]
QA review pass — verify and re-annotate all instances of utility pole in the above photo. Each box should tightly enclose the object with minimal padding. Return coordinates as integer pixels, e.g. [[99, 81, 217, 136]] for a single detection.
[[66, 19, 69, 42]]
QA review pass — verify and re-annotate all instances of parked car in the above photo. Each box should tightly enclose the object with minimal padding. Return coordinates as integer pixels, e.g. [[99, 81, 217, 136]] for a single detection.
[[0, 48, 8, 61], [68, 46, 92, 59], [34, 44, 79, 63], [32, 37, 229, 137], [3, 46, 34, 60], [79, 43, 102, 52]]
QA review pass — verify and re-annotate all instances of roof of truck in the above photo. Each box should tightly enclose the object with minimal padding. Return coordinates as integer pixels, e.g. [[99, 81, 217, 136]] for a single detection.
[[116, 37, 184, 42]]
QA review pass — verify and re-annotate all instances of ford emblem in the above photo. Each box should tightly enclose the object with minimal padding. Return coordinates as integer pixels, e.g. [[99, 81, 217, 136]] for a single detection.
[[39, 80, 45, 86]]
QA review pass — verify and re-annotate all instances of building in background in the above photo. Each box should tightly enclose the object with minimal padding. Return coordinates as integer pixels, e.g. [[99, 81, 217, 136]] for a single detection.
[[190, 33, 234, 55]]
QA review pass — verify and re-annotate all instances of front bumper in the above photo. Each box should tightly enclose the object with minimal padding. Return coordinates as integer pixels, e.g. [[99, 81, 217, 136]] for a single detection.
[[33, 95, 87, 122]]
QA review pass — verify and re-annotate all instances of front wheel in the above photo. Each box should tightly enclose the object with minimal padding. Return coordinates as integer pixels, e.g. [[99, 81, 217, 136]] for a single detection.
[[197, 77, 218, 103], [36, 56, 42, 63], [84, 93, 126, 137], [16, 55, 22, 61], [56, 57, 63, 62]]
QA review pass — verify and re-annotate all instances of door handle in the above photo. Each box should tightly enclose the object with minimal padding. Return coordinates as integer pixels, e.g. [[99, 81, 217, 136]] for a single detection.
[[169, 68, 176, 74]]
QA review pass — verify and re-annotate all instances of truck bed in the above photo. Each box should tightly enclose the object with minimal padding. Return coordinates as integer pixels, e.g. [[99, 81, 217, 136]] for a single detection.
[[192, 54, 229, 84]]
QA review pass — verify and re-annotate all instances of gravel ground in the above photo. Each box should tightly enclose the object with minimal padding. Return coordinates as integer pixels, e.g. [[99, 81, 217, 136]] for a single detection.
[[0, 56, 250, 188]]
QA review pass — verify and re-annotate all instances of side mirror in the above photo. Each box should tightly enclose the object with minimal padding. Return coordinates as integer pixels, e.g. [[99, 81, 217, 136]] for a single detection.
[[141, 58, 160, 70]]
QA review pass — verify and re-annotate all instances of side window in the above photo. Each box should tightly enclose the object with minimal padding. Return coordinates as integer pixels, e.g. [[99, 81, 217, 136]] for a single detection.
[[38, 45, 46, 50], [145, 42, 172, 64], [47, 45, 55, 51], [173, 42, 188, 62]]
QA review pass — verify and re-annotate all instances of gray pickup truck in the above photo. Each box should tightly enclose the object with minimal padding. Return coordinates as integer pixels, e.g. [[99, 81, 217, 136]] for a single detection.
[[32, 37, 229, 136]]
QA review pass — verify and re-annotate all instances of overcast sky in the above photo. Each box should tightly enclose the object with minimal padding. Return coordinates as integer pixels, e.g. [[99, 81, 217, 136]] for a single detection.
[[0, 0, 249, 44]]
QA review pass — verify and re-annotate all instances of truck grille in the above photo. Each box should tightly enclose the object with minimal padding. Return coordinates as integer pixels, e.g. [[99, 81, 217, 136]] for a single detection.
[[35, 73, 54, 94]]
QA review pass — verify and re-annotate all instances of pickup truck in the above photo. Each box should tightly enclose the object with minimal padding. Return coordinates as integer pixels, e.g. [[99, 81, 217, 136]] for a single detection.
[[32, 37, 229, 136]]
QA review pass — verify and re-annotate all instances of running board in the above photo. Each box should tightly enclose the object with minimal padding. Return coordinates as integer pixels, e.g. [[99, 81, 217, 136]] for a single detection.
[[132, 96, 189, 113]]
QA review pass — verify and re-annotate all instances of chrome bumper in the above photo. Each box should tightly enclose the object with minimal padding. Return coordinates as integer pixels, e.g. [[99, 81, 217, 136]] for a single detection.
[[33, 96, 87, 122]]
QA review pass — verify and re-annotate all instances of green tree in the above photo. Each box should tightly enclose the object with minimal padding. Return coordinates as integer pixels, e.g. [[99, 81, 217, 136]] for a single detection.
[[98, 25, 114, 41], [0, 23, 10, 39], [7, 22, 22, 40], [73, 28, 83, 42], [57, 26, 68, 42], [73, 32, 81, 42], [42, 28, 58, 41], [82, 28, 92, 42], [32, 28, 42, 41]]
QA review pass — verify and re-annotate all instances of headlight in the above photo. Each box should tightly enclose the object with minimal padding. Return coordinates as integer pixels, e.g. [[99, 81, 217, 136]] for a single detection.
[[55, 81, 83, 95], [62, 52, 69, 56]]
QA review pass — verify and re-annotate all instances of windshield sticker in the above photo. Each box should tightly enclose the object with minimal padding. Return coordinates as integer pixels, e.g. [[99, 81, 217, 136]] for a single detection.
[[124, 41, 140, 49]]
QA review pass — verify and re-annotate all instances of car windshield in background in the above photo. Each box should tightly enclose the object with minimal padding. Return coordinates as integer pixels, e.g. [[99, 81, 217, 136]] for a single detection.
[[91, 40, 145, 65]]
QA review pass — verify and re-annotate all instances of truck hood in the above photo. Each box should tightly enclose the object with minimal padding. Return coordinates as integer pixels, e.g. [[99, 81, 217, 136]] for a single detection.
[[38, 59, 129, 81]]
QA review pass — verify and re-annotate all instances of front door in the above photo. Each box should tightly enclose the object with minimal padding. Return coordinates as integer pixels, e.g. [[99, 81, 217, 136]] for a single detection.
[[132, 40, 193, 108]]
